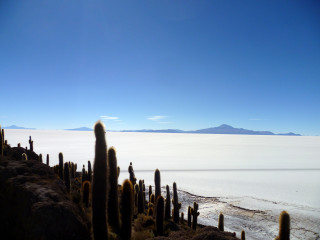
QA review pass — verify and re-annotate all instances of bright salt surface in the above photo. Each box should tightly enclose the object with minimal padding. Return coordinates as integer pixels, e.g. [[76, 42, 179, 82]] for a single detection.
[[5, 129, 320, 239]]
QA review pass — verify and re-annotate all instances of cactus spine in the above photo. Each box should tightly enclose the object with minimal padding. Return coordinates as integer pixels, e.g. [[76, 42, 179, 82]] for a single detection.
[[46, 154, 49, 166], [64, 162, 70, 192], [156, 196, 164, 236], [121, 179, 133, 240], [82, 181, 90, 208], [92, 121, 108, 240], [172, 182, 181, 223], [277, 211, 290, 240], [187, 206, 192, 227], [241, 230, 245, 240], [107, 147, 120, 233], [191, 202, 200, 230], [218, 213, 224, 231], [58, 152, 64, 180], [165, 185, 171, 219], [29, 136, 33, 151]]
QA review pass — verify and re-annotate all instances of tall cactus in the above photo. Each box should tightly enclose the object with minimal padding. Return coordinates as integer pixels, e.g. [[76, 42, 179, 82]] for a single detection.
[[82, 181, 90, 208], [165, 185, 171, 219], [156, 196, 164, 236], [276, 211, 290, 240], [58, 152, 64, 180], [218, 213, 224, 231], [154, 169, 161, 202], [107, 147, 120, 233], [138, 180, 144, 214], [181, 212, 184, 224], [29, 136, 33, 151], [46, 154, 49, 166], [64, 162, 70, 192], [0, 125, 3, 156], [82, 165, 86, 183], [121, 179, 133, 240], [134, 184, 139, 214], [241, 230, 245, 240], [172, 182, 181, 223], [88, 160, 92, 182], [187, 206, 192, 227], [191, 202, 200, 230], [149, 185, 152, 202], [92, 121, 108, 240]]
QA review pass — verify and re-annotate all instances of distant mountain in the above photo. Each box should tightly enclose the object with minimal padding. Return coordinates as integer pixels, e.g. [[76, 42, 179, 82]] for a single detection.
[[3, 125, 36, 130], [121, 124, 301, 136], [65, 127, 93, 131]]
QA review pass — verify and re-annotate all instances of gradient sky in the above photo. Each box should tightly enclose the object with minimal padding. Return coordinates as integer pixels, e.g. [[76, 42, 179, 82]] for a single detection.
[[0, 1, 319, 135]]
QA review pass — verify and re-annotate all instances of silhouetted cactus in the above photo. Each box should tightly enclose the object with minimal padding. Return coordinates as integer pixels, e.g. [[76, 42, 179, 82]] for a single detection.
[[39, 154, 43, 163], [276, 211, 290, 240], [191, 202, 200, 230], [29, 136, 33, 151], [82, 180, 90, 208], [22, 153, 27, 161], [172, 182, 181, 223], [241, 230, 245, 240], [46, 154, 49, 166], [150, 193, 155, 204], [0, 126, 3, 156], [82, 165, 86, 183], [181, 212, 184, 224], [92, 121, 108, 240], [107, 147, 120, 233], [64, 162, 70, 192], [70, 162, 75, 178], [134, 184, 139, 214], [187, 206, 192, 227], [128, 162, 136, 185], [88, 160, 92, 182], [156, 196, 164, 236], [154, 169, 161, 214], [143, 181, 146, 205], [58, 152, 64, 180], [121, 179, 133, 240], [138, 180, 144, 214], [117, 166, 120, 178], [218, 213, 224, 231], [149, 185, 152, 202], [165, 185, 171, 219]]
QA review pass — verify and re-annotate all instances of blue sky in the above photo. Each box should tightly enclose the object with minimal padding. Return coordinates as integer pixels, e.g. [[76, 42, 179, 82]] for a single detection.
[[0, 1, 319, 135]]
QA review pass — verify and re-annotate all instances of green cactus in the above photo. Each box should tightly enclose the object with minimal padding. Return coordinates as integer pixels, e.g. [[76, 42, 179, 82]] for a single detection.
[[46, 154, 49, 166], [121, 179, 133, 240], [187, 206, 192, 227], [88, 160, 92, 182], [277, 211, 290, 240], [172, 182, 181, 223], [191, 202, 200, 230], [165, 185, 171, 219], [82, 181, 90, 208], [58, 152, 64, 180], [107, 147, 120, 233], [138, 180, 144, 214], [39, 154, 43, 163], [22, 153, 28, 161], [92, 121, 108, 240], [156, 196, 164, 236], [241, 230, 245, 240], [64, 162, 70, 192], [29, 136, 33, 151], [218, 213, 224, 231]]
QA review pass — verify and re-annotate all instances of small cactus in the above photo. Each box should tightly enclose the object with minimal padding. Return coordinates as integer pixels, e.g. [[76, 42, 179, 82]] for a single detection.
[[107, 147, 120, 233], [187, 206, 192, 227], [138, 180, 144, 214], [121, 179, 133, 240], [128, 162, 136, 185], [46, 154, 49, 166], [58, 153, 64, 180], [0, 126, 3, 156], [117, 166, 120, 178], [277, 211, 290, 240], [64, 162, 70, 192], [150, 193, 155, 204], [172, 182, 181, 223], [82, 165, 86, 183], [92, 121, 108, 240], [165, 185, 171, 219], [156, 196, 164, 236], [22, 153, 28, 161], [82, 181, 91, 208], [181, 212, 184, 224], [218, 213, 224, 231], [191, 202, 200, 230], [88, 160, 92, 182], [134, 184, 139, 214], [241, 230, 245, 240], [29, 136, 33, 152], [39, 154, 43, 163]]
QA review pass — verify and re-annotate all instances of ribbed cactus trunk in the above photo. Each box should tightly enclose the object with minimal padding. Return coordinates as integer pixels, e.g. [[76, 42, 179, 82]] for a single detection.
[[278, 211, 290, 240], [107, 147, 120, 233], [154, 169, 161, 216], [218, 213, 224, 231], [156, 196, 164, 236], [191, 202, 200, 230], [172, 182, 181, 223], [64, 162, 70, 192], [121, 179, 133, 240], [58, 153, 64, 180], [92, 121, 108, 240], [165, 185, 171, 219]]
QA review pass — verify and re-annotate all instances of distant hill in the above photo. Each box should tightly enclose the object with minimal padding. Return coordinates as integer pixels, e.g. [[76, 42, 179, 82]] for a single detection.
[[3, 125, 36, 130], [121, 124, 301, 136], [65, 127, 93, 131]]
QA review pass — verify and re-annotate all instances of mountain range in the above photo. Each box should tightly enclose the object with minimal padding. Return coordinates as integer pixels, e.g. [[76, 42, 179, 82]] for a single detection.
[[3, 125, 36, 130]]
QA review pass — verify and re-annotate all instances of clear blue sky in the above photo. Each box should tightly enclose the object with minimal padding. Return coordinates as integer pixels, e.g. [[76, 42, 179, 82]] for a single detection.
[[0, 1, 319, 135]]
